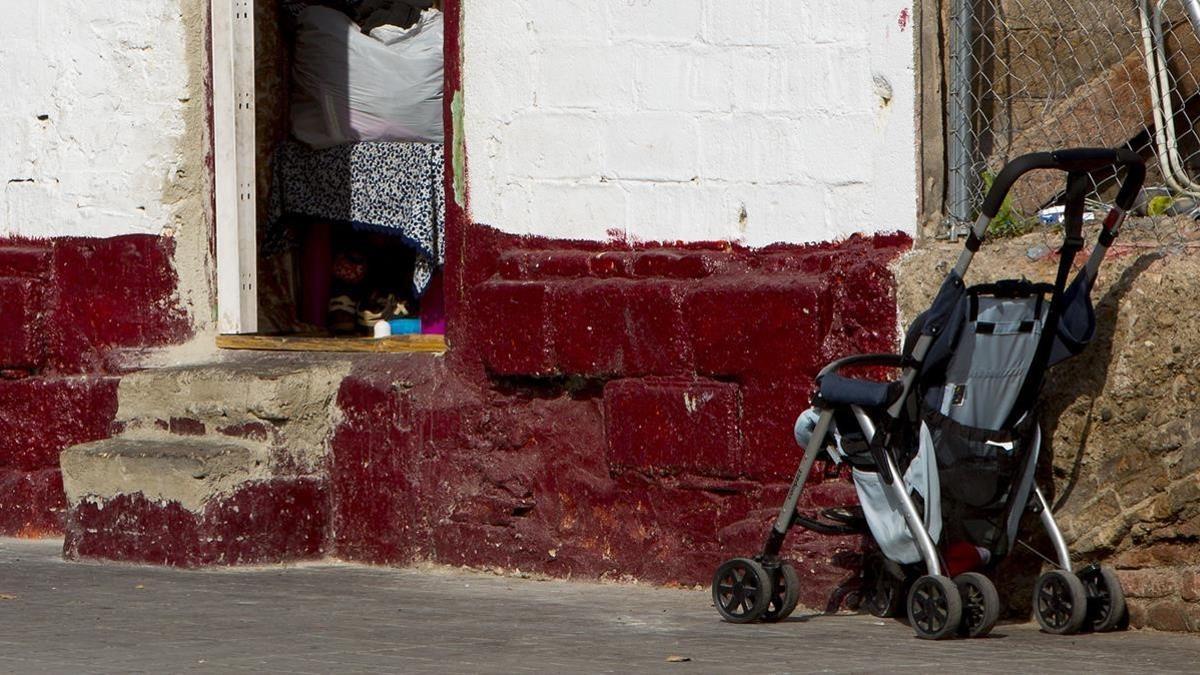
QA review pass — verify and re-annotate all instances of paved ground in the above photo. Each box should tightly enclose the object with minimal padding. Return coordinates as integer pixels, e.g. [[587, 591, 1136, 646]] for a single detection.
[[2, 539, 1200, 674]]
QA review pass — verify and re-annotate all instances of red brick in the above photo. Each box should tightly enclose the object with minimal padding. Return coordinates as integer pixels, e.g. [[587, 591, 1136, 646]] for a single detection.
[[0, 376, 118, 472], [0, 245, 52, 277], [631, 251, 717, 279], [1120, 568, 1178, 598], [0, 468, 65, 536], [738, 380, 814, 480], [0, 278, 45, 370], [686, 276, 827, 379], [548, 280, 691, 376], [473, 281, 554, 376], [46, 236, 191, 373], [604, 377, 742, 477]]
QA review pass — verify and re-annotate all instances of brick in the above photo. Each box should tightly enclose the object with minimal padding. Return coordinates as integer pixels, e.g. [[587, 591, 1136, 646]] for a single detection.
[[1120, 568, 1178, 599], [46, 236, 191, 373], [0, 376, 118, 472], [498, 250, 594, 280], [0, 245, 52, 277], [632, 46, 734, 114], [547, 279, 691, 376], [702, 0, 775, 46], [605, 0, 702, 43], [472, 281, 554, 376], [534, 43, 635, 111], [685, 276, 826, 379], [529, 183, 628, 240], [499, 112, 605, 180], [1146, 600, 1191, 632], [0, 277, 45, 370], [0, 468, 65, 536], [603, 113, 698, 182], [604, 377, 742, 477], [630, 251, 716, 279]]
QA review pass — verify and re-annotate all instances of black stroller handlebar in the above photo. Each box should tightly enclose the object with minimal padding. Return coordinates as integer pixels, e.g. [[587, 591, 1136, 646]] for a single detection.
[[817, 353, 904, 380], [980, 148, 1147, 219]]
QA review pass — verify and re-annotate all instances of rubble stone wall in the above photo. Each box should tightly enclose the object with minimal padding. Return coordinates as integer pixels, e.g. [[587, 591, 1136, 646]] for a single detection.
[[897, 237, 1200, 631]]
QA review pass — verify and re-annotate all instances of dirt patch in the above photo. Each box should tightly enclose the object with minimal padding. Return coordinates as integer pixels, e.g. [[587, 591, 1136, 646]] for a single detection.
[[896, 231, 1200, 630]]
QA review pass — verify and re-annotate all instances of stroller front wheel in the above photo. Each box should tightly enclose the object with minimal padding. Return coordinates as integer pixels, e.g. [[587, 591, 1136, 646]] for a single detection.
[[712, 558, 772, 623], [954, 572, 999, 638], [1034, 569, 1089, 635], [761, 562, 801, 623], [907, 575, 962, 640]]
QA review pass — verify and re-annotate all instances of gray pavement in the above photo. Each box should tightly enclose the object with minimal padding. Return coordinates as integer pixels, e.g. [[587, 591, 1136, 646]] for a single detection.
[[1, 539, 1199, 674]]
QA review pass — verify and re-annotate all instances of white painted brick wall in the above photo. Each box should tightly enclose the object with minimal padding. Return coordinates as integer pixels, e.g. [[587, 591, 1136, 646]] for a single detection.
[[0, 1, 191, 238], [463, 0, 918, 245]]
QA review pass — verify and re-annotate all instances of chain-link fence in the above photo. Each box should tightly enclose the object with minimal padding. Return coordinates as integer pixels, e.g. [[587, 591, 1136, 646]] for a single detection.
[[945, 0, 1200, 245]]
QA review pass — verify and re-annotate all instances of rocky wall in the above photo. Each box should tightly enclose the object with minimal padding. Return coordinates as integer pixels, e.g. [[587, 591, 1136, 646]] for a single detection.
[[896, 234, 1200, 630]]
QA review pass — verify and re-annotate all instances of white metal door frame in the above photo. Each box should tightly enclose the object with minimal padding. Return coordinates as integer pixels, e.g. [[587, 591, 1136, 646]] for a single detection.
[[211, 0, 258, 334]]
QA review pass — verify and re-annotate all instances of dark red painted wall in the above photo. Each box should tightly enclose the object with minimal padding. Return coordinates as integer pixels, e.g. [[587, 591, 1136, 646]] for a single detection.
[[331, 228, 910, 609], [0, 236, 191, 536]]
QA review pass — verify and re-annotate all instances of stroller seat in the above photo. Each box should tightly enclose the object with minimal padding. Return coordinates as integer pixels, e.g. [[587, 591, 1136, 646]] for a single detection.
[[819, 373, 894, 408]]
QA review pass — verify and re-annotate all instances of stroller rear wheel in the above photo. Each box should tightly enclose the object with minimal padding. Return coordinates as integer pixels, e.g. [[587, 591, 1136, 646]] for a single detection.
[[1078, 565, 1127, 632], [712, 558, 772, 623], [907, 575, 962, 640], [761, 563, 801, 622], [954, 573, 999, 638], [1034, 569, 1088, 635]]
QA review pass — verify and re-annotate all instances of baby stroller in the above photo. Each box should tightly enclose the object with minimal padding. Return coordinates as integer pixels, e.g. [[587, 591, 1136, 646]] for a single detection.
[[712, 149, 1145, 639]]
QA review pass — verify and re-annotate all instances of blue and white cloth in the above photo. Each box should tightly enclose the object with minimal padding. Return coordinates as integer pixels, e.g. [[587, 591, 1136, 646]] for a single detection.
[[267, 139, 446, 295]]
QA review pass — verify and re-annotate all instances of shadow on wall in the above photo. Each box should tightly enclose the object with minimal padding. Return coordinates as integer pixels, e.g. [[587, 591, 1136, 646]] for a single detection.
[[999, 251, 1165, 618], [1041, 252, 1165, 512]]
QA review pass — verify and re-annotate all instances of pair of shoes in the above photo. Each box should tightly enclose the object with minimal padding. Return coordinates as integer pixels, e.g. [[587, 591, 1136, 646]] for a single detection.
[[328, 295, 359, 335], [357, 291, 413, 329]]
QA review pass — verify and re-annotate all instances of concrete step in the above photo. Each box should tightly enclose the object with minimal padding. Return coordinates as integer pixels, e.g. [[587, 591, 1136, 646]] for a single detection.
[[113, 354, 352, 474], [61, 436, 269, 513], [60, 436, 326, 566]]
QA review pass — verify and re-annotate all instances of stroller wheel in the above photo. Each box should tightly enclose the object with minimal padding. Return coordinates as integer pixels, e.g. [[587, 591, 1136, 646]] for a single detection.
[[712, 558, 772, 623], [954, 573, 999, 638], [761, 563, 801, 623], [862, 556, 903, 618], [906, 575, 962, 640], [1078, 565, 1127, 632], [1034, 570, 1089, 635]]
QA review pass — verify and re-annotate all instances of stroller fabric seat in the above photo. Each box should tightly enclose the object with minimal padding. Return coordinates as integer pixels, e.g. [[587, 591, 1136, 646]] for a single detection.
[[819, 374, 893, 408]]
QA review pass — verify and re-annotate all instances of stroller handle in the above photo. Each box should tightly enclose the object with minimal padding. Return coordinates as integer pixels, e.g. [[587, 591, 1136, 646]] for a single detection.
[[980, 148, 1146, 218]]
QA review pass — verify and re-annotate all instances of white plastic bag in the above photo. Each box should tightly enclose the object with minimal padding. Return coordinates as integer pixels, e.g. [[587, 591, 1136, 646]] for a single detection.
[[291, 6, 444, 148]]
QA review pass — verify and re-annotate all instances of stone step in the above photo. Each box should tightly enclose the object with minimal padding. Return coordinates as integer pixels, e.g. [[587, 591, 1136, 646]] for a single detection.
[[113, 353, 352, 474], [116, 355, 350, 428], [60, 436, 326, 567], [61, 436, 269, 513]]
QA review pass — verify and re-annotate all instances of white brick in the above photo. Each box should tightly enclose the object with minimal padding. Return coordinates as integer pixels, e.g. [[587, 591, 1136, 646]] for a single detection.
[[523, 0, 608, 39], [497, 113, 604, 180], [530, 182, 628, 240], [536, 42, 636, 110], [624, 182, 743, 243], [779, 46, 875, 114], [603, 113, 698, 182], [703, 0, 776, 46], [606, 0, 702, 43], [728, 183, 828, 247], [697, 116, 810, 185], [634, 46, 734, 113]]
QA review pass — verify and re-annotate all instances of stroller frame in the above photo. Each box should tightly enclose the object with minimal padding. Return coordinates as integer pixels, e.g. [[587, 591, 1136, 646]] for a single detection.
[[713, 148, 1145, 639]]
